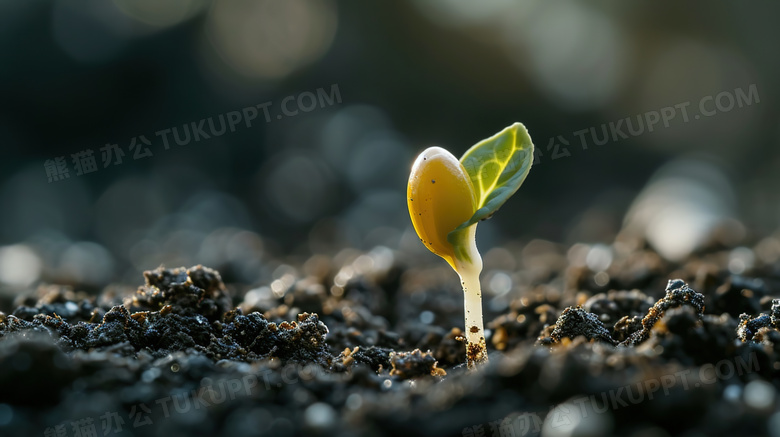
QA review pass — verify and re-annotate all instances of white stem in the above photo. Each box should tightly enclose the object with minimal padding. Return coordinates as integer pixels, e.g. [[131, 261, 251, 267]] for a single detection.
[[454, 226, 487, 369]]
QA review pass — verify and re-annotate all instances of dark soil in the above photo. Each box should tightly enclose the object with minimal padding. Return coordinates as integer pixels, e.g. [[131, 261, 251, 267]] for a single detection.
[[1, 233, 779, 437]]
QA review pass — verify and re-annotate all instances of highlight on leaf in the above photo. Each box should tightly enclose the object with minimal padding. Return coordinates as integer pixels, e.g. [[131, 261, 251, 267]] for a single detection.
[[452, 122, 534, 235]]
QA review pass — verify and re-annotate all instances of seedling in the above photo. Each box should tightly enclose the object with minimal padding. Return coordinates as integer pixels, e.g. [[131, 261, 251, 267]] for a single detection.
[[407, 123, 534, 368]]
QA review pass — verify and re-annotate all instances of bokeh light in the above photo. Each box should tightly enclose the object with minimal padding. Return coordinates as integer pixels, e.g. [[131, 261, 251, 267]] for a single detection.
[[0, 1, 778, 289], [112, 0, 208, 29], [501, 0, 627, 110], [205, 0, 337, 79]]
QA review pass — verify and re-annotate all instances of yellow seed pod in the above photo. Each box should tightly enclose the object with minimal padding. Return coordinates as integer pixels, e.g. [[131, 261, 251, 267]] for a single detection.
[[407, 147, 477, 270]]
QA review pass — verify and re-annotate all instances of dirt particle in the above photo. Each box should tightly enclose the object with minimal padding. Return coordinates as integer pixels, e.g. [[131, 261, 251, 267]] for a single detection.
[[389, 349, 446, 379]]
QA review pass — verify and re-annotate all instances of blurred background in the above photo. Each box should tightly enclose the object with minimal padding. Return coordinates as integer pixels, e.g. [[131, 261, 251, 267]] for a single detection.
[[0, 0, 778, 296]]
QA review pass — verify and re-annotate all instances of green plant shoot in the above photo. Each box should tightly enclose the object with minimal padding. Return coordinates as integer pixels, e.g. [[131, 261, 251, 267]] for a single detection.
[[407, 122, 534, 369]]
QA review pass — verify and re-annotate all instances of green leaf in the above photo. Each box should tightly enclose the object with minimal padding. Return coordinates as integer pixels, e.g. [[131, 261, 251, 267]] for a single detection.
[[450, 122, 534, 235]]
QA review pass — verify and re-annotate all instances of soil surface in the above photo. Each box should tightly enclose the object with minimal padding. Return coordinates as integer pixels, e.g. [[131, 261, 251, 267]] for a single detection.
[[1, 232, 780, 437]]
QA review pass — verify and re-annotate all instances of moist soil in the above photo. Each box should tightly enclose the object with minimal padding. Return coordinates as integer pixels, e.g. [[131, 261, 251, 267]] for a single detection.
[[1, 233, 779, 437]]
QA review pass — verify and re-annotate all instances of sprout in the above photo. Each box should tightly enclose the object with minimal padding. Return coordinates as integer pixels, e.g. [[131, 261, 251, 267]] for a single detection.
[[407, 123, 535, 369]]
